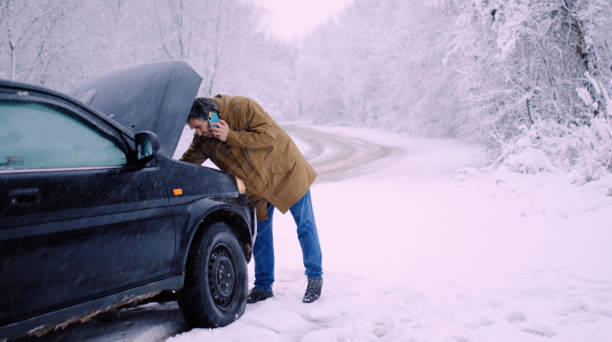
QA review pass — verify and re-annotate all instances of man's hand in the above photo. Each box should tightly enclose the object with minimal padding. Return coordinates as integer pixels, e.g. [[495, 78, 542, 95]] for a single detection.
[[235, 176, 246, 193], [211, 119, 229, 142]]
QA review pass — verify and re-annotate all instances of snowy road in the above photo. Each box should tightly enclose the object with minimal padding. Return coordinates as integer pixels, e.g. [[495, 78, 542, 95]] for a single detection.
[[282, 124, 401, 183], [15, 124, 612, 342]]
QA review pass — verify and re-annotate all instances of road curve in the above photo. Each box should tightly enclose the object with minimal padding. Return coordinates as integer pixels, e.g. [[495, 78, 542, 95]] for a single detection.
[[283, 124, 401, 183]]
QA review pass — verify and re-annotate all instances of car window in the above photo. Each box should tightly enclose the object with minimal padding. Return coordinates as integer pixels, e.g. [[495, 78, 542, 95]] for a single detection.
[[0, 100, 127, 170]]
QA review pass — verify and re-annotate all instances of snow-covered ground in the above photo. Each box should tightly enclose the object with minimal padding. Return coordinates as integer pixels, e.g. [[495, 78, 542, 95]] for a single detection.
[[168, 125, 612, 342]]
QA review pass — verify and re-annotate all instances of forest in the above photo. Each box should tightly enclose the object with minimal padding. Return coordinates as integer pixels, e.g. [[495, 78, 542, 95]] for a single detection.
[[2, 0, 611, 182]]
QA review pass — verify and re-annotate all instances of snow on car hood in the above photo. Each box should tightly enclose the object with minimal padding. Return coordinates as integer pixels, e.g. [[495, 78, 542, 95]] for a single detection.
[[72, 61, 202, 156]]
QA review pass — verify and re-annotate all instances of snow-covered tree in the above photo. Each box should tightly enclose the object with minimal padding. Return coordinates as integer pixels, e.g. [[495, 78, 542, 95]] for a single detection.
[[0, 0, 298, 119], [296, 0, 612, 180]]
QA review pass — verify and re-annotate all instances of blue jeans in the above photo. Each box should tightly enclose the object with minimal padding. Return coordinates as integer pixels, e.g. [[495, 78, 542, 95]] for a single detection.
[[253, 190, 322, 292]]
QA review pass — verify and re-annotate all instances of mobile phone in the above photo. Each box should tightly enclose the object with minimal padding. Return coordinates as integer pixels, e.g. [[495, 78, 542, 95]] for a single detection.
[[208, 111, 219, 128]]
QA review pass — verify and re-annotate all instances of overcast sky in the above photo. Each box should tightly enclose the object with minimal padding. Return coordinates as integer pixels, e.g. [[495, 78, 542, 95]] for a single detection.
[[250, 0, 354, 41]]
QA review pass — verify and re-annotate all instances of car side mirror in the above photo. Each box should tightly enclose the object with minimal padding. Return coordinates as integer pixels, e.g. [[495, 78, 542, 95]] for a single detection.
[[135, 131, 160, 163]]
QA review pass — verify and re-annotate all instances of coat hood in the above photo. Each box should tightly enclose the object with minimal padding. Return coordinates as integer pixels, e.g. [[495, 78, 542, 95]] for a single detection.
[[72, 61, 202, 156]]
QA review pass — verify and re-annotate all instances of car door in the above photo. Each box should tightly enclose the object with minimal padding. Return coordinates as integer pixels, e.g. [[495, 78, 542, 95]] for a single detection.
[[0, 89, 175, 321]]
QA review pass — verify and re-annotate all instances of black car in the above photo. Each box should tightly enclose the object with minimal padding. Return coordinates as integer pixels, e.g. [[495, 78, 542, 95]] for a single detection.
[[0, 61, 255, 340]]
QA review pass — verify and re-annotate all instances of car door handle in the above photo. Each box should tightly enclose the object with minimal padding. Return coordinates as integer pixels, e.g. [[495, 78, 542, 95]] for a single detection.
[[9, 188, 41, 206]]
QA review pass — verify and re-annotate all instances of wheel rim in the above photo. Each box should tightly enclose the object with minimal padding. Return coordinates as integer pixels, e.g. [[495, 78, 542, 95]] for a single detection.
[[207, 243, 236, 310]]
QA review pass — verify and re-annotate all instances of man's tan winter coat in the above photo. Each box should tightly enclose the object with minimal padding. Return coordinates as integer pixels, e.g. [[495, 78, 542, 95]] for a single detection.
[[180, 94, 317, 221]]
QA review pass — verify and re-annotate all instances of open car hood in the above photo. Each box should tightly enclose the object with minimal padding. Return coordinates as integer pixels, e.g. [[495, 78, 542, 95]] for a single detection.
[[72, 61, 202, 156]]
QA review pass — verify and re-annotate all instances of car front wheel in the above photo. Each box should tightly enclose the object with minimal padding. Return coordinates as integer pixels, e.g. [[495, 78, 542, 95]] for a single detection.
[[178, 222, 248, 328]]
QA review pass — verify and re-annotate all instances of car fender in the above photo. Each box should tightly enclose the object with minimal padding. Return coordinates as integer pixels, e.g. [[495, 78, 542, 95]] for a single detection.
[[174, 196, 255, 276]]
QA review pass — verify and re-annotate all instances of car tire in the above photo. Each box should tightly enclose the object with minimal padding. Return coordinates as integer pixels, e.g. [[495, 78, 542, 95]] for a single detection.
[[178, 222, 248, 328]]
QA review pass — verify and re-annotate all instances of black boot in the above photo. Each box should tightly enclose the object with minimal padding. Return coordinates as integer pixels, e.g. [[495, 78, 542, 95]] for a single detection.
[[247, 287, 274, 304], [303, 278, 323, 303]]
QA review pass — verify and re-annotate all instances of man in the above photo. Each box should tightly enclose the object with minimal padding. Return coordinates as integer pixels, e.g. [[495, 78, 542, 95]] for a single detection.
[[180, 95, 323, 303]]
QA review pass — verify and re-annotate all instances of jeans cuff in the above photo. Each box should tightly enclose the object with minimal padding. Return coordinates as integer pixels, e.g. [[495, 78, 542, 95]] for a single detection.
[[254, 284, 273, 292]]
